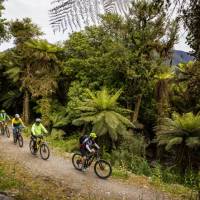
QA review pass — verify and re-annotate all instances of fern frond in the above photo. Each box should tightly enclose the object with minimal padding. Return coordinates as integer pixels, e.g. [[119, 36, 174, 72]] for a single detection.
[[49, 0, 131, 33]]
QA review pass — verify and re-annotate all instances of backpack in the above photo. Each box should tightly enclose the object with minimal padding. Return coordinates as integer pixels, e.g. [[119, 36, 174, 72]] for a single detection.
[[79, 135, 89, 145]]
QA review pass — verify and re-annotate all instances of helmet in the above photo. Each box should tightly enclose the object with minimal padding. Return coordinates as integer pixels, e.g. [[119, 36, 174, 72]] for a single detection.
[[15, 114, 20, 118], [90, 132, 97, 139], [35, 118, 41, 123], [1, 109, 5, 113]]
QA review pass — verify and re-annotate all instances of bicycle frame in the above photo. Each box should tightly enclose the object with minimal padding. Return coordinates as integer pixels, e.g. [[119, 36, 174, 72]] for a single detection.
[[86, 150, 100, 167], [33, 136, 47, 149]]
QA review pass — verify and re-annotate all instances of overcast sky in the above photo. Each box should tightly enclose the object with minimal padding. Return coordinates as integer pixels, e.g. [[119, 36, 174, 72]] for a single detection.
[[0, 0, 191, 52]]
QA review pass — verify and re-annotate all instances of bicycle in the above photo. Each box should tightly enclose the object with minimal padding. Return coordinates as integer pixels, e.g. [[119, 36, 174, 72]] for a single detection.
[[0, 121, 10, 138], [29, 135, 50, 160], [72, 149, 112, 179], [13, 126, 24, 147]]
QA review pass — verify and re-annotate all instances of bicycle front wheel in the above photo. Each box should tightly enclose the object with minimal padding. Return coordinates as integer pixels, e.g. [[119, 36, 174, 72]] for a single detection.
[[18, 135, 23, 147], [5, 127, 10, 138], [40, 143, 50, 160], [94, 160, 112, 179], [72, 153, 83, 171]]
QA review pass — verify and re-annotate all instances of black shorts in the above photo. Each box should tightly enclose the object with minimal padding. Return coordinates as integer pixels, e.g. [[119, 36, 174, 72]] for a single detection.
[[80, 147, 87, 156]]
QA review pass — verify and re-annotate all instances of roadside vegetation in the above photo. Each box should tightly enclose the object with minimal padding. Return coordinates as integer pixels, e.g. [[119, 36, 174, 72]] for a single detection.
[[0, 0, 200, 199]]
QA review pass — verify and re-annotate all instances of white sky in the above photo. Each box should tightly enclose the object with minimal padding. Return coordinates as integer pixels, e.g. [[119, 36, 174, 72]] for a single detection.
[[0, 0, 192, 52]]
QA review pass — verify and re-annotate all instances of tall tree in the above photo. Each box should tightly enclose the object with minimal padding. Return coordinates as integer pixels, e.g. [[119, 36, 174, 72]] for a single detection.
[[0, 0, 9, 43], [183, 0, 200, 59], [6, 18, 43, 123]]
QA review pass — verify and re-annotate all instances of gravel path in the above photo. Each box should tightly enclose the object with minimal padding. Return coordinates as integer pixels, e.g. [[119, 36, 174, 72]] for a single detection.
[[0, 135, 172, 200]]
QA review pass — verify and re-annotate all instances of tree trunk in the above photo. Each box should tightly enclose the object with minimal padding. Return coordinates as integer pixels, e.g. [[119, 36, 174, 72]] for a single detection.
[[23, 90, 30, 124], [132, 94, 142, 122]]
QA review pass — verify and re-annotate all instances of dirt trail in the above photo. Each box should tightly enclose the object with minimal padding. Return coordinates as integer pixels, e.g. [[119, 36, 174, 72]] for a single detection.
[[0, 136, 172, 200]]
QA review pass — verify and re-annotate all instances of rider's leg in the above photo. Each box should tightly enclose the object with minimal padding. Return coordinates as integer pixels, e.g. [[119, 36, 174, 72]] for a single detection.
[[80, 147, 87, 171], [31, 133, 37, 151], [13, 126, 17, 142]]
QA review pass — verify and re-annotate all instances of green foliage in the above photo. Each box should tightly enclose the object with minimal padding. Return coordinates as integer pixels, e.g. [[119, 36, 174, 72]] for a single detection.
[[171, 61, 200, 113], [48, 130, 79, 153], [183, 0, 200, 59], [9, 17, 43, 45], [156, 112, 200, 171], [73, 88, 134, 147], [157, 112, 200, 149], [0, 0, 9, 43]]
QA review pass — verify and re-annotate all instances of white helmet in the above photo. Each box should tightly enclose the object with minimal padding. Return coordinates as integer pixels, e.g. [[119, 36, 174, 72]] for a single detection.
[[35, 118, 41, 123], [15, 114, 20, 118]]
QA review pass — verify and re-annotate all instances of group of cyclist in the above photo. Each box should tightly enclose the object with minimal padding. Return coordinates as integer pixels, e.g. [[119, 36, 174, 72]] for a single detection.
[[0, 109, 99, 171], [0, 109, 48, 151]]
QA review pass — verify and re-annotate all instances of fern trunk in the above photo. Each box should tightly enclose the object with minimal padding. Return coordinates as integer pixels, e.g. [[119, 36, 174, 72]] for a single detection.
[[23, 90, 30, 124], [132, 94, 142, 122]]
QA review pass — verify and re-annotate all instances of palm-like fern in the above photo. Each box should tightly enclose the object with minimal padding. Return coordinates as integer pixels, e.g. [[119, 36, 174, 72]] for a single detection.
[[72, 88, 134, 145], [156, 112, 200, 170], [49, 0, 131, 33]]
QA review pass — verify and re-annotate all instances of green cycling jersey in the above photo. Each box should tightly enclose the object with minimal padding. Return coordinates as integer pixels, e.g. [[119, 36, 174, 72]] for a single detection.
[[31, 123, 48, 136], [0, 112, 10, 121]]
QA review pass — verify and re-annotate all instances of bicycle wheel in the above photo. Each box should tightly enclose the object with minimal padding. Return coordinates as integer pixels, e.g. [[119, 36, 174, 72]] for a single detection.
[[5, 127, 10, 138], [29, 139, 37, 155], [18, 135, 23, 147], [13, 134, 17, 143], [40, 143, 50, 160], [94, 160, 112, 179], [72, 153, 83, 171], [1, 127, 4, 135]]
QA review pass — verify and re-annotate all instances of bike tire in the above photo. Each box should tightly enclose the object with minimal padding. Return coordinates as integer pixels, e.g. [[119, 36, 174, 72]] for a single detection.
[[1, 127, 4, 135], [72, 153, 83, 171], [18, 135, 23, 147], [13, 134, 17, 144], [94, 160, 112, 179], [29, 139, 37, 155], [40, 143, 50, 160], [5, 127, 10, 138]]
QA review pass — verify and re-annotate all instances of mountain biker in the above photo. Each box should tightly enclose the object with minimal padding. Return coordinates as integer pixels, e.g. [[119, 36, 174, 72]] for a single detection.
[[31, 118, 48, 151], [0, 109, 10, 126], [12, 114, 25, 139], [80, 132, 100, 171]]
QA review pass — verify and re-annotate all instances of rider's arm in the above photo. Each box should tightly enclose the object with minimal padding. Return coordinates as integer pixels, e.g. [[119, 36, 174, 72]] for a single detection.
[[20, 119, 25, 127], [11, 118, 14, 127], [94, 143, 100, 149], [6, 114, 11, 120], [41, 124, 48, 134], [85, 144, 93, 153]]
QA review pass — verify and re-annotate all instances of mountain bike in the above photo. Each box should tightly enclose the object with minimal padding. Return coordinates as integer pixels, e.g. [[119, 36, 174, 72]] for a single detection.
[[0, 121, 10, 138], [13, 127, 24, 147], [29, 135, 50, 160], [72, 149, 112, 179]]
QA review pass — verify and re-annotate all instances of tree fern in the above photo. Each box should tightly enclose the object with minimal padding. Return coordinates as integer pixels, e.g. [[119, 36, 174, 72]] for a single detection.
[[72, 88, 134, 148], [156, 112, 200, 171]]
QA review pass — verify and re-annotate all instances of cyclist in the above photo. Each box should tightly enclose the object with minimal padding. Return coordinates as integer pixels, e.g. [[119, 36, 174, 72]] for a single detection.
[[80, 132, 100, 171], [31, 118, 48, 151], [11, 114, 25, 140], [0, 109, 10, 128]]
